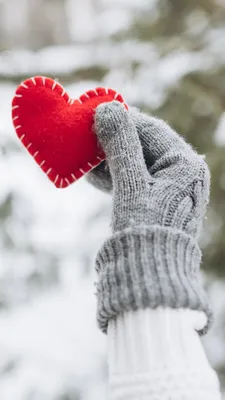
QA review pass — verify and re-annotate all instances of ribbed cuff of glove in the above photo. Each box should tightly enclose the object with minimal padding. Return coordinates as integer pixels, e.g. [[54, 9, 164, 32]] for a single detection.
[[95, 225, 213, 336]]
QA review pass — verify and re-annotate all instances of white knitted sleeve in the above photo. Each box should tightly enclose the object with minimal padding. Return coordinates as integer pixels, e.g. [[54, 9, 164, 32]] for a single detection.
[[108, 308, 221, 400]]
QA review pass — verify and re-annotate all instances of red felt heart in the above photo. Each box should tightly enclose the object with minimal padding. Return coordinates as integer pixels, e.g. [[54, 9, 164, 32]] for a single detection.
[[11, 76, 127, 188]]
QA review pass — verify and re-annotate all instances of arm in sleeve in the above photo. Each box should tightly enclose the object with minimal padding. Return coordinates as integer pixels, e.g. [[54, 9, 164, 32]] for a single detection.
[[108, 308, 221, 400]]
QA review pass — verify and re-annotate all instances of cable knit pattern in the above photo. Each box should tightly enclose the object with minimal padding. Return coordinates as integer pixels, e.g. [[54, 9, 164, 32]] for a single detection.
[[108, 308, 221, 400], [94, 102, 212, 335]]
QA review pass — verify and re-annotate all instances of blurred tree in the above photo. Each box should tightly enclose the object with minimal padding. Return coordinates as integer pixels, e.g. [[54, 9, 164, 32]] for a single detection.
[[26, 0, 71, 50], [0, 0, 225, 397], [0, 0, 71, 50], [116, 0, 225, 278], [117, 0, 225, 387]]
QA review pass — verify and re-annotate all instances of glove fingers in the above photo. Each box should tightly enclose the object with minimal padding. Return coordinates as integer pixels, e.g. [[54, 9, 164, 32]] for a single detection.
[[130, 109, 205, 187], [94, 101, 149, 194], [149, 153, 201, 188], [88, 107, 201, 193], [131, 110, 197, 163]]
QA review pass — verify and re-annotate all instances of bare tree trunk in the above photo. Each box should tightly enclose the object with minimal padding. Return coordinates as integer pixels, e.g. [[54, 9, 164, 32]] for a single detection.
[[0, 0, 28, 50], [0, 0, 71, 51], [26, 0, 71, 50], [0, 3, 5, 50]]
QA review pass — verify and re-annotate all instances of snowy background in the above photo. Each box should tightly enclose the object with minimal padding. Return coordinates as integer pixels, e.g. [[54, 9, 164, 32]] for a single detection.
[[0, 0, 225, 399]]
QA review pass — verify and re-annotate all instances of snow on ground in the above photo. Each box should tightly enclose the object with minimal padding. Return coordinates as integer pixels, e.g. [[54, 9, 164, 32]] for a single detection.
[[0, 24, 225, 396], [214, 113, 225, 146], [0, 81, 111, 399], [203, 281, 225, 371], [0, 273, 107, 399]]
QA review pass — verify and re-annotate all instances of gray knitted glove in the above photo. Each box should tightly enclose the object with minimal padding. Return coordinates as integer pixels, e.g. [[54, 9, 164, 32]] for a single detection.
[[86, 107, 194, 193], [94, 101, 212, 335]]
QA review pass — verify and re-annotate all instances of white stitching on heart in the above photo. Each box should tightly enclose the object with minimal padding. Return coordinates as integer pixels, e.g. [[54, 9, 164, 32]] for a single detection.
[[12, 78, 126, 188], [54, 175, 59, 185], [56, 82, 64, 93]]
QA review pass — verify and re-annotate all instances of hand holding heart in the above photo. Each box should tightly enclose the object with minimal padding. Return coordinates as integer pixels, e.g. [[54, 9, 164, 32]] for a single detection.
[[11, 76, 127, 188]]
